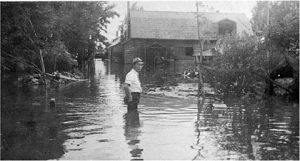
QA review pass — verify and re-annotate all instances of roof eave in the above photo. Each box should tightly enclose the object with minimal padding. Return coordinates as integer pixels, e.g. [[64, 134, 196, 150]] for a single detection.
[[130, 37, 218, 41]]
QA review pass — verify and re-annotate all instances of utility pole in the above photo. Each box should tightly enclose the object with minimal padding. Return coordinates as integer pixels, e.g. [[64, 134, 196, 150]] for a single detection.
[[127, 1, 131, 39], [266, 1, 272, 95], [194, 3, 206, 158], [196, 1, 205, 97], [266, 1, 270, 74]]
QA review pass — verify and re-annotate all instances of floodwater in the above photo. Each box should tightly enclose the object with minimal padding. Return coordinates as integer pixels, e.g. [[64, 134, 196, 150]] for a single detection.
[[1, 59, 299, 160]]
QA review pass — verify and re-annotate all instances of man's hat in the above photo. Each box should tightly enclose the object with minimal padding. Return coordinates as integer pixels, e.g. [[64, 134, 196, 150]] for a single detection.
[[132, 57, 144, 64]]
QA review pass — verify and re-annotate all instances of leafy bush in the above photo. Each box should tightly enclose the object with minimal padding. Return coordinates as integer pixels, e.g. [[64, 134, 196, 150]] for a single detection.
[[204, 35, 283, 96], [204, 1, 299, 97]]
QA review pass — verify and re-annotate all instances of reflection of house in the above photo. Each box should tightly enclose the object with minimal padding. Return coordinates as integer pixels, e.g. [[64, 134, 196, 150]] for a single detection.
[[107, 10, 252, 73]]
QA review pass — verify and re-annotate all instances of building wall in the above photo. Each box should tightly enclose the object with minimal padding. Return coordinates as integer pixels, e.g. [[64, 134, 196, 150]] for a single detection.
[[124, 40, 139, 64], [108, 43, 124, 63], [123, 39, 214, 73]]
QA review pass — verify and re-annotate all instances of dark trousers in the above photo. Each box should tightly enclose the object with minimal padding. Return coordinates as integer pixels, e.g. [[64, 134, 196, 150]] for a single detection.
[[124, 92, 141, 111]]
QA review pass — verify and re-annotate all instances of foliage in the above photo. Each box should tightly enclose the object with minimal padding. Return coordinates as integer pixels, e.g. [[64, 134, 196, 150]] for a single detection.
[[43, 41, 77, 72], [1, 2, 54, 73], [204, 35, 283, 96], [130, 2, 144, 11], [251, 1, 299, 52], [203, 1, 299, 97], [60, 2, 118, 69], [1, 2, 118, 75]]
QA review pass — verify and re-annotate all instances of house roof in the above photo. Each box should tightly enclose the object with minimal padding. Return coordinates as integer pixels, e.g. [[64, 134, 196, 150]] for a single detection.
[[130, 10, 253, 40]]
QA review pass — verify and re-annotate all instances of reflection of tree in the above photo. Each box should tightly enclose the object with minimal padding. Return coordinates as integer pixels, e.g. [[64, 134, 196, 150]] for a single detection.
[[217, 99, 260, 159], [256, 98, 299, 160], [192, 97, 206, 160], [222, 97, 298, 160], [123, 110, 143, 160], [1, 88, 66, 159], [192, 94, 298, 160]]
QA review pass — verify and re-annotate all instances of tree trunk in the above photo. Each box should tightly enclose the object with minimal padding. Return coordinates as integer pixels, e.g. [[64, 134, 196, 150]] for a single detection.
[[39, 49, 46, 84], [53, 55, 58, 72], [28, 18, 47, 85]]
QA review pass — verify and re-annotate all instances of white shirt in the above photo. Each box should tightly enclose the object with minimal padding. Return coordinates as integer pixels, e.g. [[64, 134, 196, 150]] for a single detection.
[[125, 69, 142, 93]]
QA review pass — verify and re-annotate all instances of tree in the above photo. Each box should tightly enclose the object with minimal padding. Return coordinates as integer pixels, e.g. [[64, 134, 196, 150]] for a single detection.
[[203, 1, 299, 98], [251, 1, 299, 52], [204, 35, 270, 96], [130, 2, 144, 11], [1, 2, 118, 78], [251, 1, 299, 97], [1, 2, 62, 78], [60, 2, 118, 70]]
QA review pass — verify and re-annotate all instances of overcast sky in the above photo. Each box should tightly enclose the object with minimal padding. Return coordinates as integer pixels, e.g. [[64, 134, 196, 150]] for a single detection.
[[104, 1, 257, 42]]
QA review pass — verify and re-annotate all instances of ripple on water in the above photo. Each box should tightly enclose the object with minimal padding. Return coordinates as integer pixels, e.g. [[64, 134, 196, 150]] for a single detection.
[[2, 60, 298, 160]]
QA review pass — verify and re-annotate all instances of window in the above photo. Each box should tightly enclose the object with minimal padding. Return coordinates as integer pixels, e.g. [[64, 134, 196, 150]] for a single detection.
[[209, 40, 217, 44], [185, 47, 194, 56], [203, 56, 213, 62], [218, 19, 237, 35]]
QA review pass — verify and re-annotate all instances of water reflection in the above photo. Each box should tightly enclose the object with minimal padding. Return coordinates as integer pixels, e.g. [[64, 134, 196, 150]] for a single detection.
[[1, 59, 299, 160], [124, 110, 143, 160], [192, 97, 205, 160], [1, 87, 66, 160], [193, 95, 299, 160]]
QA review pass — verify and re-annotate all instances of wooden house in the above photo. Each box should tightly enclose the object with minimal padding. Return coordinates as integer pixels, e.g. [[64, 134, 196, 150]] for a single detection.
[[107, 10, 253, 73]]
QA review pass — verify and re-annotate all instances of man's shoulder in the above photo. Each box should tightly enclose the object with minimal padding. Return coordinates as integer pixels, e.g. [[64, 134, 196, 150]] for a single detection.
[[127, 69, 137, 75], [126, 69, 134, 77], [126, 69, 132, 75]]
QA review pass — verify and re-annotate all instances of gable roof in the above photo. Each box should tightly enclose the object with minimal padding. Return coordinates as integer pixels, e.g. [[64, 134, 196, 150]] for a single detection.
[[130, 10, 253, 40]]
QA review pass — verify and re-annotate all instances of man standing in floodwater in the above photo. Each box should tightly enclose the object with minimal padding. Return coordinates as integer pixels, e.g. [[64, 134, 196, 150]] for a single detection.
[[124, 57, 144, 111]]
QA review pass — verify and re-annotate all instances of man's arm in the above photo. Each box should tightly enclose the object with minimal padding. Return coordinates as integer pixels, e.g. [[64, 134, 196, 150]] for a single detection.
[[123, 83, 132, 102]]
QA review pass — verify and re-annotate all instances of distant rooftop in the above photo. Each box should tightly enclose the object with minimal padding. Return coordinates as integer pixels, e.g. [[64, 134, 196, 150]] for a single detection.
[[130, 10, 253, 40]]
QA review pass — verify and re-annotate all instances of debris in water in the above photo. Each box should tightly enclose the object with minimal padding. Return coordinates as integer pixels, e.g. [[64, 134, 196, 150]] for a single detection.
[[50, 98, 56, 108], [212, 103, 227, 108]]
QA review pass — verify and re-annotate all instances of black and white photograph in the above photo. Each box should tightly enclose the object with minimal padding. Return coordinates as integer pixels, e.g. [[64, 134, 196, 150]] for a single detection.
[[1, 0, 299, 160]]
